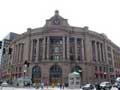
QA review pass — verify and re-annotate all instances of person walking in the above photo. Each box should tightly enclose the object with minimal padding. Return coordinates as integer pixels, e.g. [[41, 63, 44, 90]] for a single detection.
[[60, 83, 62, 89], [62, 83, 65, 89], [95, 83, 101, 90], [41, 82, 44, 89], [57, 82, 60, 88]]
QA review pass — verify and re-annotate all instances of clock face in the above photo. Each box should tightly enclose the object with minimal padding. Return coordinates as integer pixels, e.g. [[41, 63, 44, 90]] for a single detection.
[[53, 19, 60, 25]]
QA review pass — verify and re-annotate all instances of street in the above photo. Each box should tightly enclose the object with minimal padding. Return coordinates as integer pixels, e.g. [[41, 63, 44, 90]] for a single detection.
[[0, 87, 119, 90]]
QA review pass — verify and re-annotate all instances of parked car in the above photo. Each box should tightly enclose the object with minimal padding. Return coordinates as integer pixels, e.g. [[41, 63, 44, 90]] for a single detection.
[[1, 81, 8, 87], [82, 84, 95, 90], [112, 77, 120, 88], [116, 77, 120, 82], [112, 82, 120, 90], [100, 81, 112, 90]]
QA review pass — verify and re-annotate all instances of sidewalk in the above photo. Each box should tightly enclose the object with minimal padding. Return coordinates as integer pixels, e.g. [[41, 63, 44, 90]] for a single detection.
[[0, 86, 82, 90]]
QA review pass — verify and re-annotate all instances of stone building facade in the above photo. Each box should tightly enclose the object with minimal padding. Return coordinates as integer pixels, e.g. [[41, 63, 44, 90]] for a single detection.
[[2, 11, 120, 85]]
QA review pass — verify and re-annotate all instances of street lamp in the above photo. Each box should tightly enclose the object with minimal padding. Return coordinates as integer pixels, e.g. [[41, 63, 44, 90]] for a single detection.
[[23, 64, 27, 87], [104, 72, 107, 75], [78, 70, 82, 73], [23, 61, 29, 87], [78, 69, 82, 86]]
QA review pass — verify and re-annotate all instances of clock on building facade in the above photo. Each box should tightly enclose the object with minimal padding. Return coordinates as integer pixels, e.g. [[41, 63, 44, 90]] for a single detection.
[[53, 18, 60, 25]]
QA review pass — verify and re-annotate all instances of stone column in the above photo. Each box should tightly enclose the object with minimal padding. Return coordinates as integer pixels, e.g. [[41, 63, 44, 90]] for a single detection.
[[101, 43, 105, 62], [97, 42, 100, 62], [81, 39, 85, 60], [75, 38, 78, 61], [67, 37, 70, 60], [27, 28, 31, 62], [99, 42, 102, 62], [13, 45, 15, 64], [47, 37, 50, 60], [21, 43, 24, 62], [95, 42, 98, 61], [63, 37, 65, 61], [14, 45, 17, 64], [36, 39, 39, 62], [101, 43, 104, 62], [16, 44, 19, 63], [30, 40, 33, 62], [42, 37, 46, 60], [104, 41, 108, 64], [19, 44, 22, 63], [111, 48, 114, 67]]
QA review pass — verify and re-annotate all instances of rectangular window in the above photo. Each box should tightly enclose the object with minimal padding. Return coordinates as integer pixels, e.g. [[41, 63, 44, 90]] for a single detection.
[[99, 66, 102, 72], [95, 66, 97, 71], [77, 38, 81, 45], [70, 55, 75, 61], [78, 56, 81, 61], [107, 46, 111, 52]]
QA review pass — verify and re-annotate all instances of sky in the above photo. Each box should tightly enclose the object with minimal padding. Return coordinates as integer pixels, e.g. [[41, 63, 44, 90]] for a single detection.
[[0, 0, 120, 46]]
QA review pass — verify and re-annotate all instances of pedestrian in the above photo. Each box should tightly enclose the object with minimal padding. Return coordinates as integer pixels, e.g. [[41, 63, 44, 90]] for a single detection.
[[57, 82, 60, 88], [62, 83, 64, 89], [46, 81, 48, 89], [52, 83, 55, 88], [95, 83, 101, 90], [60, 83, 62, 89], [41, 82, 44, 89]]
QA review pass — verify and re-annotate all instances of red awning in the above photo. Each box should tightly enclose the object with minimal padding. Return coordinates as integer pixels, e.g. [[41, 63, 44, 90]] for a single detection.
[[95, 71, 101, 75]]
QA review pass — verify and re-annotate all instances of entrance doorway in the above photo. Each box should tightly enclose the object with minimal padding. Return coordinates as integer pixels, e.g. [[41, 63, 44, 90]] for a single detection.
[[71, 66, 82, 83], [49, 64, 62, 85], [32, 66, 41, 83]]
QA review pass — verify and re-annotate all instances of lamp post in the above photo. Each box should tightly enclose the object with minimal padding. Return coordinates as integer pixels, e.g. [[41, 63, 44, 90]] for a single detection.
[[78, 70, 82, 86], [23, 64, 27, 87], [23, 61, 30, 87], [104, 72, 107, 80]]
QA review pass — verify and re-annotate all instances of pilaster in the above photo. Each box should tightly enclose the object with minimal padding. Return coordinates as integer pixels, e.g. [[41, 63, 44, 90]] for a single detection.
[[75, 38, 78, 61], [67, 37, 70, 60], [42, 37, 46, 60], [81, 39, 85, 60], [63, 37, 65, 61], [47, 37, 50, 60]]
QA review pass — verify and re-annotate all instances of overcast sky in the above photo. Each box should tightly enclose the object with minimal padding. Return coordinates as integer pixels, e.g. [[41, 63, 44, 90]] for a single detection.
[[0, 0, 120, 46]]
